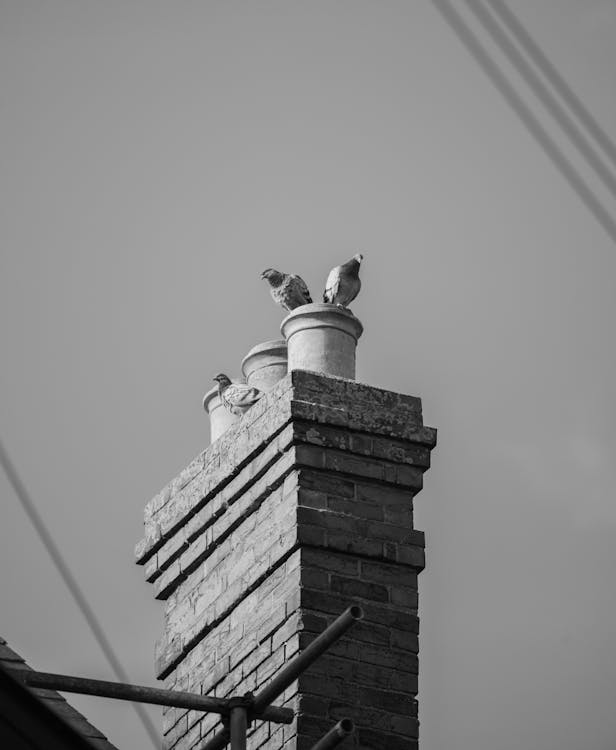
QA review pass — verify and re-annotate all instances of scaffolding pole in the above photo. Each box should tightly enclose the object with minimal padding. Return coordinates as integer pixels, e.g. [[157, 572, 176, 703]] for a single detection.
[[310, 719, 355, 750], [202, 605, 364, 750], [16, 605, 363, 750], [228, 697, 249, 750], [17, 670, 293, 724], [252, 605, 363, 716]]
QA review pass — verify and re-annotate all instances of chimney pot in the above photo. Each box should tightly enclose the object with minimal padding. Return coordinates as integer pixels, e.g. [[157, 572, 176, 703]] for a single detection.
[[240, 339, 288, 392], [202, 385, 239, 443], [280, 303, 363, 380]]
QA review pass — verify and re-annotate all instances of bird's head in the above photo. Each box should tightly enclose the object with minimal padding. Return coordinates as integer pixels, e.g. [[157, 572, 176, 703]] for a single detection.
[[213, 373, 232, 387], [261, 268, 284, 286], [353, 253, 364, 263]]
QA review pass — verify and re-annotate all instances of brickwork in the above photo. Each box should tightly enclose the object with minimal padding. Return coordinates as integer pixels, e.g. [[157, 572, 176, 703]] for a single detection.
[[136, 370, 436, 749]]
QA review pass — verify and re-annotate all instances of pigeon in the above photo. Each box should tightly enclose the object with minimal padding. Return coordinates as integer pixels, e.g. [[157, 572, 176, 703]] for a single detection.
[[261, 268, 312, 312], [213, 373, 262, 415], [323, 253, 363, 308]]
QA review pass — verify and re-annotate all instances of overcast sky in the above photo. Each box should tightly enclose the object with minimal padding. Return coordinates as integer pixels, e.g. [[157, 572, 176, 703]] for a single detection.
[[1, 2, 615, 749]]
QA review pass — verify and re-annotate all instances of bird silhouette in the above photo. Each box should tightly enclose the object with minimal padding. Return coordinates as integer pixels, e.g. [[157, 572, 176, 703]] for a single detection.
[[213, 374, 262, 415], [323, 253, 363, 308], [261, 268, 312, 312]]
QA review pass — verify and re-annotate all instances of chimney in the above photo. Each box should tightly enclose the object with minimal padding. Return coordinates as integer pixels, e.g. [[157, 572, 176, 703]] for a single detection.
[[136, 309, 436, 749]]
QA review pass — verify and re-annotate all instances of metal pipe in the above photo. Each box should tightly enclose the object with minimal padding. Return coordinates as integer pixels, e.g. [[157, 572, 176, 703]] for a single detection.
[[252, 605, 363, 715], [201, 728, 231, 750], [229, 700, 248, 750], [16, 670, 293, 724], [310, 719, 355, 750]]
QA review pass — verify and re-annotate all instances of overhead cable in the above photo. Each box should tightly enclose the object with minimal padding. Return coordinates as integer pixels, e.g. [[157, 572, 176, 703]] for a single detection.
[[431, 0, 616, 245], [486, 0, 616, 170], [0, 437, 160, 749], [466, 0, 616, 200]]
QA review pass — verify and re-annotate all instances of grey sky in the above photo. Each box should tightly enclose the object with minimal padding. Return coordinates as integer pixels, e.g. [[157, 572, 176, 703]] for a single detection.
[[1, 2, 615, 748]]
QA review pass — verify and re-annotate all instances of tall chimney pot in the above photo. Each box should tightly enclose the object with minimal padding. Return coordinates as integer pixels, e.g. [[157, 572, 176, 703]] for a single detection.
[[280, 303, 363, 380]]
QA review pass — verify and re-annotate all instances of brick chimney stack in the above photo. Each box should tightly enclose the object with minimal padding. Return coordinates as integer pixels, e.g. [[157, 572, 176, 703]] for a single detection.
[[136, 308, 436, 749]]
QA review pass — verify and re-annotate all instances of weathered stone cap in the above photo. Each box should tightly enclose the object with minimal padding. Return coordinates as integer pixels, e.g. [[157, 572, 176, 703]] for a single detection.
[[135, 370, 436, 567]]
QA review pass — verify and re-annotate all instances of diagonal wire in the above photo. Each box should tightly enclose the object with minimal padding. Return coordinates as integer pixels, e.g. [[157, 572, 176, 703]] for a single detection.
[[466, 0, 616, 199], [486, 0, 616, 170], [0, 437, 160, 749], [430, 0, 616, 245]]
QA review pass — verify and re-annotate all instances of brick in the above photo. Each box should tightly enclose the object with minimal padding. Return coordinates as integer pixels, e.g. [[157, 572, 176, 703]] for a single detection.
[[370, 436, 431, 467], [294, 444, 326, 469], [390, 628, 420, 653], [298, 611, 328, 633], [330, 575, 389, 603], [397, 544, 426, 569], [144, 555, 160, 583], [163, 713, 188, 745], [300, 548, 360, 578], [322, 639, 418, 674], [240, 641, 270, 678], [139, 372, 436, 748], [358, 729, 418, 750], [298, 469, 355, 498], [348, 433, 373, 454], [359, 681, 419, 709], [293, 422, 350, 451], [327, 495, 383, 520], [383, 503, 413, 525], [271, 613, 301, 653], [355, 601, 419, 632], [390, 586, 419, 610], [355, 482, 413, 506], [296, 488, 328, 509], [180, 722, 201, 748], [296, 524, 326, 547], [296, 694, 329, 716], [299, 673, 360, 703], [311, 653, 417, 693], [326, 531, 383, 558], [397, 464, 425, 488], [323, 451, 384, 481], [360, 560, 418, 587], [296, 506, 330, 528], [299, 567, 329, 591]]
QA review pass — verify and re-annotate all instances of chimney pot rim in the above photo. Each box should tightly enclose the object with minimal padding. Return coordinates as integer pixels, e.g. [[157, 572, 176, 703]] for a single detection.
[[280, 303, 363, 341]]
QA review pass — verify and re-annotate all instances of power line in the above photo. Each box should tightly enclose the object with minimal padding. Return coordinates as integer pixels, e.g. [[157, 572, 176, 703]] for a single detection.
[[431, 0, 616, 245], [0, 437, 160, 749], [486, 0, 616, 170], [466, 0, 616, 200]]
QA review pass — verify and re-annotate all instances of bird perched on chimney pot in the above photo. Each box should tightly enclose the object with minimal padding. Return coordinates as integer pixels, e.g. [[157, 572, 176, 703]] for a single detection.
[[323, 253, 363, 308], [261, 268, 312, 312], [213, 374, 262, 415]]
